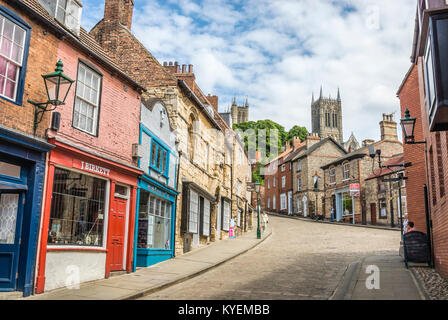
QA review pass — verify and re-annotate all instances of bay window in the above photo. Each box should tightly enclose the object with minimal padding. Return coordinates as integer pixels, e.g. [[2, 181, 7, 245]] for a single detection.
[[73, 62, 101, 135]]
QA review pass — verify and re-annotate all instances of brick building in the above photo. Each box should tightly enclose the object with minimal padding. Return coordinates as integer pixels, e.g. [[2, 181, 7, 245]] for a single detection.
[[397, 65, 428, 232], [0, 0, 59, 297], [291, 134, 347, 218], [264, 138, 303, 214], [322, 114, 403, 223], [398, 0, 448, 278]]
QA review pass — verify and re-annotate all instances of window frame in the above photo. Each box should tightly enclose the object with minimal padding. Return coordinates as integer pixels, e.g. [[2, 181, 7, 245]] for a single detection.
[[0, 5, 31, 106], [281, 176, 286, 188], [280, 193, 287, 210], [149, 139, 170, 178], [297, 177, 302, 191], [72, 60, 103, 137], [342, 162, 351, 181], [38, 0, 82, 36], [329, 167, 336, 185]]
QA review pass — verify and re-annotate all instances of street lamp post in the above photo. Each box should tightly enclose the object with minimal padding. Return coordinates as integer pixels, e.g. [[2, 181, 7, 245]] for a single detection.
[[29, 60, 75, 136], [400, 109, 433, 267], [255, 181, 261, 239]]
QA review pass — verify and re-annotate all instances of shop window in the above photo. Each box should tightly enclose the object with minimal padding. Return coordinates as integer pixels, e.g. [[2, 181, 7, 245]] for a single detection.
[[150, 140, 169, 176], [48, 167, 106, 247], [73, 62, 102, 136], [0, 8, 30, 106], [38, 0, 82, 36], [342, 192, 353, 216], [137, 190, 172, 250]]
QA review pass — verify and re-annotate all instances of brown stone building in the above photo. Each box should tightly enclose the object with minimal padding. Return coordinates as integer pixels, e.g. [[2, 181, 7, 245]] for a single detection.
[[322, 114, 403, 223], [364, 155, 407, 228], [291, 134, 347, 217], [89, 0, 250, 256]]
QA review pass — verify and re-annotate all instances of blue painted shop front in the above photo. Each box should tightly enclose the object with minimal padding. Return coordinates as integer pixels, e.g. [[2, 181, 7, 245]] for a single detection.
[[134, 177, 177, 269], [0, 127, 53, 297]]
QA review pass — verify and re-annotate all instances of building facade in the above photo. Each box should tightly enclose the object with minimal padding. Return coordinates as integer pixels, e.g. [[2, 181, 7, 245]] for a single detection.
[[364, 155, 407, 228], [322, 114, 403, 224], [292, 135, 347, 218], [0, 0, 59, 297], [399, 0, 448, 278], [311, 88, 343, 143], [28, 0, 146, 293]]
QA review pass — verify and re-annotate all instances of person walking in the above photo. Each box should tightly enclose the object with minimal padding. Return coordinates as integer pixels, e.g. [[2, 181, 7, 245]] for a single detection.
[[330, 207, 335, 222]]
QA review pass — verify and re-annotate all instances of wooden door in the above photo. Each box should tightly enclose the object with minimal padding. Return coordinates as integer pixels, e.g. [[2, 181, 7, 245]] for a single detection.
[[108, 197, 127, 271], [370, 203, 377, 226]]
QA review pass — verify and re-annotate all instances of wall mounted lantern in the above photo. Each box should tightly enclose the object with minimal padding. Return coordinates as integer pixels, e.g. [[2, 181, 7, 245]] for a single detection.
[[29, 60, 74, 135]]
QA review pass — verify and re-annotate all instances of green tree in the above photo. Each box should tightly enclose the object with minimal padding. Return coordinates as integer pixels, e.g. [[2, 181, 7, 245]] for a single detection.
[[287, 126, 308, 144]]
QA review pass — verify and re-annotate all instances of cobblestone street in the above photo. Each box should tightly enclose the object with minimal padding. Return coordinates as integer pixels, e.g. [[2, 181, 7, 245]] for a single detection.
[[139, 216, 401, 300]]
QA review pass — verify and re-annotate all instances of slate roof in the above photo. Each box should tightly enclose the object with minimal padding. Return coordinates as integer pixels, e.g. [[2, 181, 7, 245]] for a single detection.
[[292, 137, 347, 162]]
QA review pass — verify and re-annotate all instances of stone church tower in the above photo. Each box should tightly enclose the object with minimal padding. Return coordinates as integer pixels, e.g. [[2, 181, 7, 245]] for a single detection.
[[311, 87, 344, 143], [231, 97, 249, 125]]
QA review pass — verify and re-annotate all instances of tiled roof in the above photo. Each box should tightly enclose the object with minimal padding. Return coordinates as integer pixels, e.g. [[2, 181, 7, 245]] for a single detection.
[[17, 0, 146, 91]]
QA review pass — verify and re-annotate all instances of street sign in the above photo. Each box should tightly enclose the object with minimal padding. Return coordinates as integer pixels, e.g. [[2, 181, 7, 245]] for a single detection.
[[350, 183, 360, 197]]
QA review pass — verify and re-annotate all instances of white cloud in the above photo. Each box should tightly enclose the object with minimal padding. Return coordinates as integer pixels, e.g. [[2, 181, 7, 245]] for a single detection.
[[82, 0, 416, 142]]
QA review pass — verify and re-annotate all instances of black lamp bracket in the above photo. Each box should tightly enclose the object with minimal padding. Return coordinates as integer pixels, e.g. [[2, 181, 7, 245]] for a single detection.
[[30, 99, 58, 136]]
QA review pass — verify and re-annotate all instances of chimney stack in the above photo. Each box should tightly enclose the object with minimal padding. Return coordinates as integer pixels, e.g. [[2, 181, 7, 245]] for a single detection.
[[380, 113, 398, 141], [362, 139, 375, 147], [182, 64, 186, 73], [207, 94, 219, 113], [104, 0, 134, 30], [188, 64, 193, 73]]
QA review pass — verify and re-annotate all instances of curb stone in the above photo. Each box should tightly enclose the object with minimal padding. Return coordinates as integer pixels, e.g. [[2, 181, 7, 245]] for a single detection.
[[409, 268, 430, 300], [267, 212, 400, 232], [120, 227, 273, 300], [329, 259, 363, 300]]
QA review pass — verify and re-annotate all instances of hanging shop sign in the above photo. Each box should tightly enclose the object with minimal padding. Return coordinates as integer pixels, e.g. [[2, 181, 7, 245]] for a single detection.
[[350, 183, 360, 197]]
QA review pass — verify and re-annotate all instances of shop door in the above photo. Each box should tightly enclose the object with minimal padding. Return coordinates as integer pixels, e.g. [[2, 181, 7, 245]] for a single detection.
[[0, 191, 24, 291], [109, 197, 127, 271], [370, 203, 377, 225]]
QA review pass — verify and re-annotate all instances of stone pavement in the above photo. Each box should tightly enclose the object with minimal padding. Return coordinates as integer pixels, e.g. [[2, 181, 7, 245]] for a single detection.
[[19, 226, 271, 300], [331, 255, 425, 300]]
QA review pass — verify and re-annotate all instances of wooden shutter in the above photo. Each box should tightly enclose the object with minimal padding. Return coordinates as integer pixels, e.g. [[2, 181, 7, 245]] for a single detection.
[[189, 190, 199, 233], [222, 200, 230, 231], [201, 199, 211, 236]]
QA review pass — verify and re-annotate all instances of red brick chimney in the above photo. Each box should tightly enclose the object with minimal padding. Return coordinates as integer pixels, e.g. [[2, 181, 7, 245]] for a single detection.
[[104, 0, 134, 30], [293, 137, 303, 150], [207, 94, 219, 113]]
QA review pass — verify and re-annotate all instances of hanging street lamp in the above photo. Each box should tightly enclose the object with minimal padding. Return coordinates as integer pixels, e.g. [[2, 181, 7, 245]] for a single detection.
[[255, 181, 261, 239], [400, 109, 417, 144], [313, 172, 320, 219], [29, 60, 75, 135]]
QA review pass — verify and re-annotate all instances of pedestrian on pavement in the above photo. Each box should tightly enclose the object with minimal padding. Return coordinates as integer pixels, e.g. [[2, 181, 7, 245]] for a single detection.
[[330, 207, 335, 222], [262, 212, 269, 231], [406, 221, 417, 233], [403, 214, 409, 233]]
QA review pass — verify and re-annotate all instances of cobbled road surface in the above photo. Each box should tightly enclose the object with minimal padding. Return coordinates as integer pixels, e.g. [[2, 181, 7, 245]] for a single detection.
[[139, 216, 400, 300]]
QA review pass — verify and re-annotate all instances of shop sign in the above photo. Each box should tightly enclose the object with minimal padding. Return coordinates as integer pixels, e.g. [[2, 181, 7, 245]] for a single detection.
[[350, 183, 360, 197], [80, 161, 111, 177]]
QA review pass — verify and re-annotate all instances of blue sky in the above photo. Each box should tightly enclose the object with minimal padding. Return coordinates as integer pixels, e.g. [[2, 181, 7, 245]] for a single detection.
[[81, 0, 416, 143]]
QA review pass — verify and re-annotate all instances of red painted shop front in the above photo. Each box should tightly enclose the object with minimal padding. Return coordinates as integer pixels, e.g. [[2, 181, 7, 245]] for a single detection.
[[35, 139, 142, 293]]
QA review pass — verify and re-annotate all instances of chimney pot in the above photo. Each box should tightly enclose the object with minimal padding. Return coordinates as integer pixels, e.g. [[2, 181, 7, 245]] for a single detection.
[[182, 64, 186, 73], [188, 64, 193, 73], [169, 61, 173, 66], [163, 62, 167, 66]]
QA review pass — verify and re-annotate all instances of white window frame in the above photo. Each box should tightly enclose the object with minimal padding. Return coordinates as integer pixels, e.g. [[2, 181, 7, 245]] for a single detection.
[[273, 177, 276, 187], [273, 195, 276, 210], [267, 178, 270, 189], [222, 200, 231, 231], [280, 193, 287, 210], [267, 197, 270, 209], [343, 162, 351, 181], [297, 199, 302, 213], [0, 15, 26, 102], [297, 161, 302, 172], [329, 167, 336, 185], [282, 176, 286, 188], [73, 62, 101, 136], [201, 198, 211, 237], [38, 0, 82, 35], [188, 190, 199, 234], [297, 177, 302, 192], [281, 164, 286, 172]]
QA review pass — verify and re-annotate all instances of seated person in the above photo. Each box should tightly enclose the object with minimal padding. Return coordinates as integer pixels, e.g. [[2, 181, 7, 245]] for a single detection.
[[406, 221, 417, 233]]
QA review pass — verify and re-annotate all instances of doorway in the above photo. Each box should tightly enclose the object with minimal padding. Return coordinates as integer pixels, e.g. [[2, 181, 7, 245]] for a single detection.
[[108, 190, 128, 272], [0, 190, 25, 291], [370, 203, 377, 225]]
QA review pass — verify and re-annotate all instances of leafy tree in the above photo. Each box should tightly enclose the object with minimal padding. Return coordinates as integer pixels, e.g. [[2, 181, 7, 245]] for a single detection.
[[287, 126, 308, 144]]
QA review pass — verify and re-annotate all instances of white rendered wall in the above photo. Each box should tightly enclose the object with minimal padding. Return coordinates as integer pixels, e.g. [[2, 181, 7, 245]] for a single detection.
[[44, 251, 106, 292]]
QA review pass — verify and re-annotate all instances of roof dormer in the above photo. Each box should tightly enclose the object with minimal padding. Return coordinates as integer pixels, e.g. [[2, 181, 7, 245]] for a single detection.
[[38, 0, 83, 36]]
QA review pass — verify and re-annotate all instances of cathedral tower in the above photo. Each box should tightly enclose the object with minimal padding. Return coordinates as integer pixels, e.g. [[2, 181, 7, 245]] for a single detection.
[[311, 87, 343, 143], [231, 97, 249, 125]]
